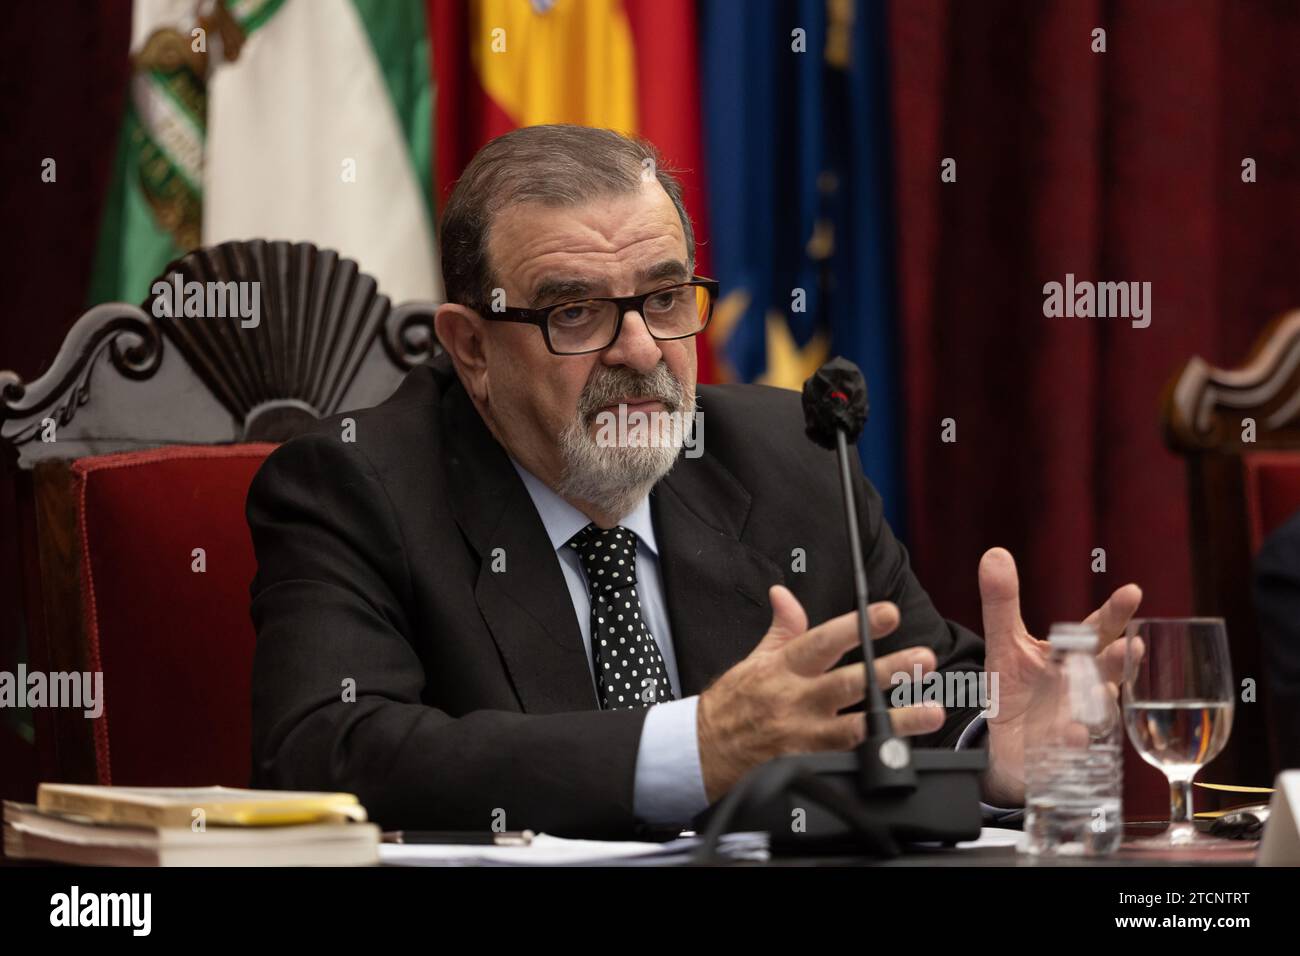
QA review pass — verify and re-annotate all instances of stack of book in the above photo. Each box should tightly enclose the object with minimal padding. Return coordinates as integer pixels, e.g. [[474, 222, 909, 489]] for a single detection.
[[4, 784, 380, 866]]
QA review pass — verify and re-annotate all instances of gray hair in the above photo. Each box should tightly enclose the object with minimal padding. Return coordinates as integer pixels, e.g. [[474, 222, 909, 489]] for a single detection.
[[439, 124, 696, 311]]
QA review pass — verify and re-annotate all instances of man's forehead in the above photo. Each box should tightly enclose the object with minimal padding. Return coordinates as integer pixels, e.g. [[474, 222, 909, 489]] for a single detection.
[[487, 184, 687, 295]]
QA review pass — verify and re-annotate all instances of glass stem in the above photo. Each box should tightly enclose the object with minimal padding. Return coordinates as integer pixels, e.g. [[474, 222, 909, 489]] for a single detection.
[[1169, 776, 1195, 826]]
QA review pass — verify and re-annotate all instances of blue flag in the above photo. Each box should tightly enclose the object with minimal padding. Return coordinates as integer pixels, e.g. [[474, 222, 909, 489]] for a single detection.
[[700, 0, 903, 532]]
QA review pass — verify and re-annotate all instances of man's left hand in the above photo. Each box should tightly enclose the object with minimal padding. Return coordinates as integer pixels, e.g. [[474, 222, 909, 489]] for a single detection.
[[976, 547, 1142, 807]]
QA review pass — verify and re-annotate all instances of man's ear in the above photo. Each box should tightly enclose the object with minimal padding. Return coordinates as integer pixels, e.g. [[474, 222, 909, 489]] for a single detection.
[[435, 304, 489, 402]]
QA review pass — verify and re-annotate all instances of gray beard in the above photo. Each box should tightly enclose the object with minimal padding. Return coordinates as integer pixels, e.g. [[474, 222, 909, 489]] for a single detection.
[[555, 419, 683, 522], [554, 363, 696, 522]]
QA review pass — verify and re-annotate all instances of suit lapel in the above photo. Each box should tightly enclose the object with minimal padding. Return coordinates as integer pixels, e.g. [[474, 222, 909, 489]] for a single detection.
[[442, 385, 597, 714], [653, 452, 785, 697], [441, 375, 783, 708]]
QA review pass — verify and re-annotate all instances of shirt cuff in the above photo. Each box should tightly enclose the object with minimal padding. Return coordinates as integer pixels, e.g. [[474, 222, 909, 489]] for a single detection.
[[632, 695, 709, 826], [954, 711, 1025, 824]]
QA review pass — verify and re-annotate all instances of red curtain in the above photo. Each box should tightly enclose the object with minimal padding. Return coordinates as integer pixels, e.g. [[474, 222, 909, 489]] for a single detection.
[[0, 0, 132, 802], [888, 0, 1300, 634]]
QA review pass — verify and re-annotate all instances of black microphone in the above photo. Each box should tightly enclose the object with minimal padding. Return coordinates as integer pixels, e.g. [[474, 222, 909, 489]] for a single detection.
[[801, 356, 869, 449], [801, 358, 916, 793]]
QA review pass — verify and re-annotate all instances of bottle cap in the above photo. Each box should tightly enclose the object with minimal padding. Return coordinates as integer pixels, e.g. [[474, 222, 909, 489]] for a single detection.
[[1047, 622, 1099, 651]]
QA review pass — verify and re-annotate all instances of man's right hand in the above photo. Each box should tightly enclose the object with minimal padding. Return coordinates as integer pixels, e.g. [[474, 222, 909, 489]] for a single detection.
[[695, 584, 946, 803]]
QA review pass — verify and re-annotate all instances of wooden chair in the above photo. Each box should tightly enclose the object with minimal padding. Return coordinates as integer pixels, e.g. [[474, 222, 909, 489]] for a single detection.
[[1162, 309, 1300, 787], [0, 239, 438, 792]]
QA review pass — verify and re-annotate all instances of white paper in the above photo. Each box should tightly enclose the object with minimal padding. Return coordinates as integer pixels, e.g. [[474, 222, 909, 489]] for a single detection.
[[955, 826, 1024, 849], [379, 831, 769, 867], [1259, 770, 1300, 866]]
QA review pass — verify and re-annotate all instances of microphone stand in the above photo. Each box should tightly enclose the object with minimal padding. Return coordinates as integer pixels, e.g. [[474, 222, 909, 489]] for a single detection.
[[691, 359, 986, 862], [833, 426, 919, 796]]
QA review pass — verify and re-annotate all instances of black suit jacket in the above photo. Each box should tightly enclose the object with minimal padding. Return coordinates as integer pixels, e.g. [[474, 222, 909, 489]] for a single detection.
[[1253, 510, 1300, 772], [246, 353, 986, 837]]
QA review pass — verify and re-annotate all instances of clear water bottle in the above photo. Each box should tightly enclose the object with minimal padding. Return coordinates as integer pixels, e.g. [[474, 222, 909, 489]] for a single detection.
[[1019, 622, 1123, 856]]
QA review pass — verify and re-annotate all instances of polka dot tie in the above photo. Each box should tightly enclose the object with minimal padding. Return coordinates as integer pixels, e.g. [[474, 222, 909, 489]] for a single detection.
[[568, 524, 676, 710]]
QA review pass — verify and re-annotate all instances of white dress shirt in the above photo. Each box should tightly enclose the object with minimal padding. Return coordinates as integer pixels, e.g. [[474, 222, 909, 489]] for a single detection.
[[511, 460, 708, 825]]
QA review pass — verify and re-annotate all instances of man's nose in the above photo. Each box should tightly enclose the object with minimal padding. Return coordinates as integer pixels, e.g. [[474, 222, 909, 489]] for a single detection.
[[601, 309, 662, 373]]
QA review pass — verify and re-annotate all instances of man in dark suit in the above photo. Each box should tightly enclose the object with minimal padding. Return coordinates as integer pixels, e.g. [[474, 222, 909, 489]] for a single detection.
[[246, 124, 1143, 837]]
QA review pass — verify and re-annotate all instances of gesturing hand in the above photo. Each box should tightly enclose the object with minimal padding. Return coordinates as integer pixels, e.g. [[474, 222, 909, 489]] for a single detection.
[[978, 547, 1142, 806], [696, 585, 947, 803]]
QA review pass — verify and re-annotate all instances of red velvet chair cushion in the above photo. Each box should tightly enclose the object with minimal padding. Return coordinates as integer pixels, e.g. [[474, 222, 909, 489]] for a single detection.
[[1243, 451, 1300, 554], [73, 444, 277, 786]]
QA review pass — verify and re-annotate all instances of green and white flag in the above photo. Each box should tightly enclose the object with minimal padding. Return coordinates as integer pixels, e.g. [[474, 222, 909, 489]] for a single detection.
[[90, 0, 440, 307]]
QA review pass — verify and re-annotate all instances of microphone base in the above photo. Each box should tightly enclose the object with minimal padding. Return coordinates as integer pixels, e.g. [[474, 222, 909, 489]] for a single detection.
[[691, 748, 988, 856]]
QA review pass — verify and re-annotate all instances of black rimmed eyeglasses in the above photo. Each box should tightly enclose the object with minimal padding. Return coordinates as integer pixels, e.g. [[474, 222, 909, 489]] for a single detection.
[[478, 278, 720, 356]]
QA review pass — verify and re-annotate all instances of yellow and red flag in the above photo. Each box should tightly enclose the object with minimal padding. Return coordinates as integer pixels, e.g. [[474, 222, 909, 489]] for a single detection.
[[428, 0, 717, 381]]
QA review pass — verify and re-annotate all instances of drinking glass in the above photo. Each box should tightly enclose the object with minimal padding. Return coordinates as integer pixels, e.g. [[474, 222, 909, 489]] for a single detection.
[[1122, 617, 1236, 849]]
